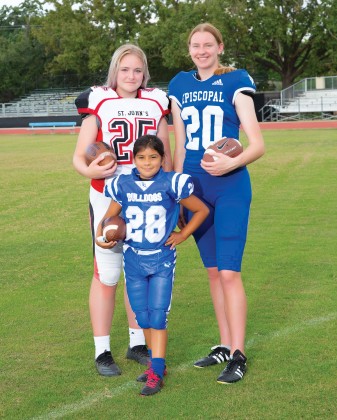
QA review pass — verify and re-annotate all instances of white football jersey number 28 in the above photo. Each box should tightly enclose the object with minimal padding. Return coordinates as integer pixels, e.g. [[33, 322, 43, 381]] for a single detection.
[[125, 205, 167, 243]]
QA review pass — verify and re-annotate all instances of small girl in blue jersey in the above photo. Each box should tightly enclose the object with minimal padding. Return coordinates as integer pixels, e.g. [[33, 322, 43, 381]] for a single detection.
[[96, 135, 209, 396]]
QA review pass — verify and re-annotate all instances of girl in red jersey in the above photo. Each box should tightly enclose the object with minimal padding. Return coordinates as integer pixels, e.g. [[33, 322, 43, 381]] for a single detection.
[[73, 44, 172, 376]]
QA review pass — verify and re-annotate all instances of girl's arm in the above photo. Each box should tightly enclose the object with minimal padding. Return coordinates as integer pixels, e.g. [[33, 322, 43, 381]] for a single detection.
[[200, 93, 265, 176], [171, 100, 188, 228], [157, 117, 173, 171], [171, 101, 186, 173], [95, 200, 122, 248], [73, 115, 117, 179], [165, 195, 209, 249], [235, 93, 265, 165]]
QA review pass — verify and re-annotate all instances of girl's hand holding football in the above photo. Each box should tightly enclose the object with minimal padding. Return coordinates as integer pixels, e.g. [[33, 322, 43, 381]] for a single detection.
[[87, 154, 117, 179], [95, 217, 118, 249], [95, 236, 118, 249], [200, 153, 238, 176]]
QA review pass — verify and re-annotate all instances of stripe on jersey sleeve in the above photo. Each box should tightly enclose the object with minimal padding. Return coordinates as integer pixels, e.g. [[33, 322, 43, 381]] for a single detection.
[[171, 173, 191, 200], [105, 175, 121, 203]]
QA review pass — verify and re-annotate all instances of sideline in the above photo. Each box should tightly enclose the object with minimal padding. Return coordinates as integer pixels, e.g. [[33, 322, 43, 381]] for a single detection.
[[258, 120, 337, 130], [1, 120, 337, 135], [31, 312, 337, 420], [0, 127, 80, 135]]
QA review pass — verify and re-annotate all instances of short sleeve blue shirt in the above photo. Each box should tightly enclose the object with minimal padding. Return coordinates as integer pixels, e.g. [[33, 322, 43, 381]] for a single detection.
[[168, 69, 256, 172], [105, 168, 194, 250]]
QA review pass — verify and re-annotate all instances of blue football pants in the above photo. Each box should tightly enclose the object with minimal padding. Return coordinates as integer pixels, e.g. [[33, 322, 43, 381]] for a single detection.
[[184, 167, 252, 272], [123, 246, 176, 330]]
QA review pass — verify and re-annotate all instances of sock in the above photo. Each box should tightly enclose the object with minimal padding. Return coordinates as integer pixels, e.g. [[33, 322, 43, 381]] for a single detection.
[[148, 349, 152, 359], [94, 335, 110, 359], [151, 357, 165, 378], [129, 328, 146, 348], [220, 344, 231, 351]]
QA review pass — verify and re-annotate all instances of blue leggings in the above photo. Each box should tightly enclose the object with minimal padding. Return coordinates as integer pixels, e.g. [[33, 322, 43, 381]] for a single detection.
[[184, 167, 252, 272]]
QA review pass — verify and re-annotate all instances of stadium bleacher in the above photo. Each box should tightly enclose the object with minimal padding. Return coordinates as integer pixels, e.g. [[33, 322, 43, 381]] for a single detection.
[[0, 88, 81, 118], [0, 83, 169, 126], [2, 77, 336, 125], [260, 76, 337, 121]]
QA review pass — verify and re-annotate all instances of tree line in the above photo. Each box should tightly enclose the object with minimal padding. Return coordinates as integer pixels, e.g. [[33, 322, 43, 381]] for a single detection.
[[0, 0, 336, 103]]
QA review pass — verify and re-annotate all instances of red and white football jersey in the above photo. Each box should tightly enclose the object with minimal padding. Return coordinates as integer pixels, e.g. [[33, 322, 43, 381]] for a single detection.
[[75, 86, 170, 192]]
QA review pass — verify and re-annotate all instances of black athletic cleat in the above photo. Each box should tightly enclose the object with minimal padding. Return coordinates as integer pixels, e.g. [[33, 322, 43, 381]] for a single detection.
[[137, 365, 167, 382], [140, 370, 163, 396], [217, 349, 247, 384], [194, 346, 230, 368], [126, 345, 150, 366], [95, 351, 121, 376], [137, 364, 152, 383]]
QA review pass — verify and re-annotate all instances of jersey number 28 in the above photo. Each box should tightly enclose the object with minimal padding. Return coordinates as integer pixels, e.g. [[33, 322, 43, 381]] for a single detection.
[[125, 205, 166, 243]]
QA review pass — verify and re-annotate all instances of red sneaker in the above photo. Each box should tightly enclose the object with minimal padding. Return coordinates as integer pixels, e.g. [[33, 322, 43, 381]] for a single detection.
[[137, 364, 167, 383], [140, 370, 163, 396]]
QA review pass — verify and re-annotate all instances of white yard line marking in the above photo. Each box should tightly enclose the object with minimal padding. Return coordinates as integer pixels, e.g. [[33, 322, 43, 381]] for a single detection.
[[246, 312, 337, 348], [31, 382, 138, 420], [31, 312, 337, 420]]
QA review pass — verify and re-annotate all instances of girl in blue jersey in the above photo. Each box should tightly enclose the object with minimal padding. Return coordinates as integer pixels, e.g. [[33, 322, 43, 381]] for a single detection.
[[169, 23, 265, 384], [96, 135, 209, 396]]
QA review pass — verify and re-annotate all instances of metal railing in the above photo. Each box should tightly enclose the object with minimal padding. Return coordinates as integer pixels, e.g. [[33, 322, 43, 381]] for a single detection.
[[0, 84, 169, 118], [0, 101, 78, 117], [260, 76, 337, 121], [280, 76, 337, 106], [0, 88, 80, 118]]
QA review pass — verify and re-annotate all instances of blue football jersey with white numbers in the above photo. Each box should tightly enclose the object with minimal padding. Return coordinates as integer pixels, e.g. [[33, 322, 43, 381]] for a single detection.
[[105, 168, 194, 250], [168, 69, 256, 172]]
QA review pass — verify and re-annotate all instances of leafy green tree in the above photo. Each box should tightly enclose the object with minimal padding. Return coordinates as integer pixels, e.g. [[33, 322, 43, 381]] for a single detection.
[[0, 0, 45, 101], [137, 0, 265, 83], [32, 0, 156, 86], [1, 0, 336, 101], [138, 0, 205, 81], [301, 0, 337, 78], [32, 0, 104, 86], [235, 0, 336, 88], [138, 0, 230, 81], [88, 0, 153, 42]]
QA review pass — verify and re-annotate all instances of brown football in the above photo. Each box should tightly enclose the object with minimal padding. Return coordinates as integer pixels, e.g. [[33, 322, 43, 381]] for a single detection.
[[85, 142, 117, 166], [102, 216, 126, 242], [203, 138, 243, 162]]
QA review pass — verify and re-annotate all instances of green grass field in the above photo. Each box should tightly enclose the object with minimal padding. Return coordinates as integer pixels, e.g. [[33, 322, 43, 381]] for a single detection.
[[1, 129, 336, 419]]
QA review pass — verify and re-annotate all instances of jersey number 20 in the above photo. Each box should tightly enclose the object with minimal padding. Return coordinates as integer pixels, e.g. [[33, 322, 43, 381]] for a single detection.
[[181, 105, 223, 150]]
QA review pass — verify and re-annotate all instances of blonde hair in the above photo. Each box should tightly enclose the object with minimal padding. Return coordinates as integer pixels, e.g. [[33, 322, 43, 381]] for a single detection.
[[106, 44, 150, 89], [188, 23, 224, 46], [188, 23, 236, 75]]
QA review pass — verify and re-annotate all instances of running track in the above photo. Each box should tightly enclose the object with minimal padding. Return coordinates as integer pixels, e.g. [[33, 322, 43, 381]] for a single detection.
[[0, 120, 336, 135]]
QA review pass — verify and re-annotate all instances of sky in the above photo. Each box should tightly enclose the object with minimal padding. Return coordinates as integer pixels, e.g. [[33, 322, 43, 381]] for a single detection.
[[1, 1, 54, 8], [1, 0, 25, 6]]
